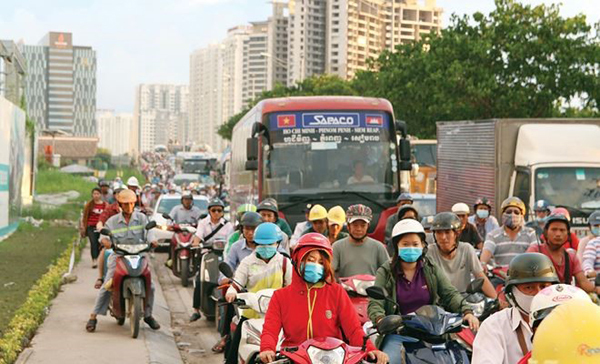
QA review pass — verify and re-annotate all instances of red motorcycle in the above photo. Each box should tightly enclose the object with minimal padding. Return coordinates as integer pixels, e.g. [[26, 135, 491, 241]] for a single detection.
[[340, 275, 376, 325], [163, 213, 198, 287], [101, 220, 156, 339]]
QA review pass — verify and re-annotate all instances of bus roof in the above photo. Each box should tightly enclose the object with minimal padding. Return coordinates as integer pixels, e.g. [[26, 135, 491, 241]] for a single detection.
[[258, 96, 394, 114]]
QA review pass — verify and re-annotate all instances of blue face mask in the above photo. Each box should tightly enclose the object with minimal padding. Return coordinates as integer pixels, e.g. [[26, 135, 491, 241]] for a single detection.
[[255, 245, 277, 259], [476, 209, 489, 219], [592, 227, 600, 236], [398, 247, 423, 263], [302, 262, 324, 283]]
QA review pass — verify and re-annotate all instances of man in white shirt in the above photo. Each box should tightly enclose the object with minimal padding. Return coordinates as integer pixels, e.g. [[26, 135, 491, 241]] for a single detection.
[[347, 160, 375, 185], [472, 253, 559, 364]]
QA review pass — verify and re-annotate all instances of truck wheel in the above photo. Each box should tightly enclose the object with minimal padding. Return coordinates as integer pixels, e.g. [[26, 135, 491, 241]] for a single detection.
[[181, 259, 190, 287], [130, 295, 142, 338]]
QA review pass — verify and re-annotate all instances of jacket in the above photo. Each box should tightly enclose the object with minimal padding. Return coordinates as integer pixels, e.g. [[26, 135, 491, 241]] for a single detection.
[[275, 218, 293, 238], [367, 258, 470, 347], [260, 266, 376, 353], [81, 199, 107, 234], [99, 202, 120, 225]]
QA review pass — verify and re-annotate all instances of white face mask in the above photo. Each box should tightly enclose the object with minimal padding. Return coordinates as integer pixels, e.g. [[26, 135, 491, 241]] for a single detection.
[[512, 287, 534, 314]]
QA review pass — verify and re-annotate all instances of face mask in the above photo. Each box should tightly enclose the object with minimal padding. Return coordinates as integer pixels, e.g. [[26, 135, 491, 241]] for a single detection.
[[503, 213, 523, 230], [476, 209, 489, 219], [398, 247, 423, 263], [255, 245, 277, 259], [592, 227, 600, 236], [302, 262, 324, 283], [512, 286, 534, 314]]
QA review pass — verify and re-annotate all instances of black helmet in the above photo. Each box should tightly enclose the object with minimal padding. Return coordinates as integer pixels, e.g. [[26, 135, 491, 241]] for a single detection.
[[544, 213, 570, 231], [181, 192, 193, 201], [431, 212, 462, 231], [257, 200, 278, 214], [208, 198, 225, 209], [397, 205, 419, 220], [473, 197, 492, 211], [505, 253, 559, 294], [240, 211, 263, 228]]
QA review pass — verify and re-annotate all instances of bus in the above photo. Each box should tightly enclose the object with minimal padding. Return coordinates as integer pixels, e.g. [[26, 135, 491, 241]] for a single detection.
[[229, 96, 412, 241]]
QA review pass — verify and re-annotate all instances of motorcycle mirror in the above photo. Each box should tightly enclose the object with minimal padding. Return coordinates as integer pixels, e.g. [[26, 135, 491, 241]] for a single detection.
[[145, 221, 157, 230], [162, 213, 172, 220], [366, 286, 388, 300], [219, 262, 234, 278], [100, 228, 111, 236], [377, 315, 403, 335], [466, 278, 485, 294]]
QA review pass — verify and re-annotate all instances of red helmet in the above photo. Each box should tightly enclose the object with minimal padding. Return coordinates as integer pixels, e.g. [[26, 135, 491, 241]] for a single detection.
[[292, 233, 332, 264], [551, 207, 571, 221]]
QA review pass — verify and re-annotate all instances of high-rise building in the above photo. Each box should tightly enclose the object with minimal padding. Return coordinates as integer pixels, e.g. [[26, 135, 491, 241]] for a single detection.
[[0, 40, 26, 106], [266, 1, 289, 88], [221, 25, 251, 125], [242, 21, 269, 104], [133, 84, 188, 152], [21, 32, 97, 136], [96, 110, 133, 156]]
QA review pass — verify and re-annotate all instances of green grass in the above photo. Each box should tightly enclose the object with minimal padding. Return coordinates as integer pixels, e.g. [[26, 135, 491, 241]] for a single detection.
[[0, 223, 74, 336], [21, 202, 83, 221], [35, 169, 96, 202]]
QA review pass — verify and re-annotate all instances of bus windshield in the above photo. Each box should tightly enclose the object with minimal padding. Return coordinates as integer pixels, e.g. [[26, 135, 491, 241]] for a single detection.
[[262, 110, 398, 202]]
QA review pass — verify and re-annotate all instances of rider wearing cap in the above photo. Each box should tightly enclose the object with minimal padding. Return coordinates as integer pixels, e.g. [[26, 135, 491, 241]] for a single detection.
[[369, 219, 478, 364], [301, 204, 329, 237], [332, 204, 389, 278], [526, 213, 597, 292], [538, 207, 580, 250], [98, 180, 113, 204], [259, 233, 388, 364], [169, 192, 202, 225], [426, 212, 496, 298], [472, 253, 559, 364], [326, 206, 349, 244], [525, 199, 551, 236], [480, 197, 538, 269], [224, 204, 257, 256], [257, 199, 292, 254], [468, 197, 499, 240], [452, 202, 483, 249]]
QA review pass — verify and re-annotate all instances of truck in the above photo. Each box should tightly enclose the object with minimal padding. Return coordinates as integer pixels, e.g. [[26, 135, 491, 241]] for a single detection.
[[410, 139, 437, 194], [436, 119, 600, 238]]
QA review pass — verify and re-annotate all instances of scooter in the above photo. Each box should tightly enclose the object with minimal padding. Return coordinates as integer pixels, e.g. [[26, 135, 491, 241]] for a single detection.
[[198, 237, 227, 321], [100, 220, 156, 339], [366, 285, 471, 363], [162, 213, 198, 287], [340, 275, 376, 325]]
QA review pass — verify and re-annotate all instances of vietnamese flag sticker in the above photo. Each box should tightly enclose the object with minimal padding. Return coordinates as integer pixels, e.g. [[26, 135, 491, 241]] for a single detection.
[[366, 115, 383, 126], [277, 114, 296, 128]]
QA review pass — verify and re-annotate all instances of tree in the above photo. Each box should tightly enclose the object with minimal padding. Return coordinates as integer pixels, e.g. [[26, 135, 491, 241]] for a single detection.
[[353, 0, 600, 138], [218, 74, 357, 140]]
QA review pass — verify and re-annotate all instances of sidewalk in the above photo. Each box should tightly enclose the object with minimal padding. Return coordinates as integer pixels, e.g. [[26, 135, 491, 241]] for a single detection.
[[16, 246, 182, 364]]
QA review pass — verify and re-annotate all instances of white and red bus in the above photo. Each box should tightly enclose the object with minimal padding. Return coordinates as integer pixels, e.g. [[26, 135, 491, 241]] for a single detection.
[[229, 96, 412, 241]]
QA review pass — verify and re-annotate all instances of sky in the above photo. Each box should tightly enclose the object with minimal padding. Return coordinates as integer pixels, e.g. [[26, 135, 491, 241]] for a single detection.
[[1, 0, 598, 112]]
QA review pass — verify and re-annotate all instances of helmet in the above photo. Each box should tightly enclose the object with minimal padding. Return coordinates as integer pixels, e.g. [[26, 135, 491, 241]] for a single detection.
[[126, 176, 140, 188], [500, 196, 526, 215], [530, 300, 600, 363], [327, 206, 346, 226], [421, 215, 434, 230], [292, 233, 333, 264], [544, 212, 570, 231], [392, 219, 426, 242], [397, 205, 418, 220], [346, 204, 373, 224], [431, 212, 462, 231], [253, 222, 282, 245], [240, 211, 263, 228], [589, 210, 600, 226], [236, 203, 257, 214], [505, 253, 559, 294], [116, 189, 137, 203], [262, 197, 279, 208], [308, 204, 328, 221], [98, 180, 110, 187], [208, 198, 225, 209], [533, 199, 550, 212], [396, 193, 413, 203], [529, 284, 591, 330], [112, 181, 122, 191], [181, 192, 193, 201], [473, 197, 492, 211], [257, 200, 279, 214], [551, 207, 571, 221], [451, 203, 470, 215]]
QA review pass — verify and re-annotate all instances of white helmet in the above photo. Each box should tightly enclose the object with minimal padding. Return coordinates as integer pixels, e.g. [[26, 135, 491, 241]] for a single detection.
[[530, 284, 591, 329], [126, 176, 140, 188], [392, 219, 425, 240], [451, 202, 470, 215]]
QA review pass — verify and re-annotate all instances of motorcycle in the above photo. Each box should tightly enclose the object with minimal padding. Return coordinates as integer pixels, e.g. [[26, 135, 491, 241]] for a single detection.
[[366, 286, 471, 363], [198, 237, 227, 321], [340, 275, 376, 325], [162, 213, 198, 287], [100, 220, 156, 339]]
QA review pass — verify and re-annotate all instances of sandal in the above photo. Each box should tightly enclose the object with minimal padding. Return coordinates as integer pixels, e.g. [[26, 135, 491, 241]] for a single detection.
[[94, 278, 103, 289], [86, 318, 97, 332], [211, 337, 227, 353]]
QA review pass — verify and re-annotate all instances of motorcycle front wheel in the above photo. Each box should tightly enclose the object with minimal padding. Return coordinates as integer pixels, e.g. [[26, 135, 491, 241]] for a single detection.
[[181, 259, 190, 287], [129, 295, 142, 338]]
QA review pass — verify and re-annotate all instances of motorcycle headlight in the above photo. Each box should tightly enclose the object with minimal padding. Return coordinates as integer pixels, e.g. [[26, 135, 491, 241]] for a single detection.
[[353, 279, 375, 296], [212, 240, 225, 251], [469, 300, 486, 318], [307, 345, 345, 364], [117, 244, 147, 254], [258, 296, 271, 314], [179, 241, 191, 248]]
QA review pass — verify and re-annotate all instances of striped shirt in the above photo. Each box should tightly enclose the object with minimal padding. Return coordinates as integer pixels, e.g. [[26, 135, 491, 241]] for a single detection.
[[483, 226, 538, 267], [582, 237, 600, 273]]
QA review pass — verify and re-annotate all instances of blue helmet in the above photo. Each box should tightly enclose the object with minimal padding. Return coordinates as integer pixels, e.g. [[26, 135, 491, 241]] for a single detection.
[[534, 200, 550, 212], [253, 222, 282, 245]]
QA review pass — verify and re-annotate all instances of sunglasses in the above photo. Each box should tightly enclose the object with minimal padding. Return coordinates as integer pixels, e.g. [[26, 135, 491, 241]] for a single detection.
[[210, 209, 224, 213]]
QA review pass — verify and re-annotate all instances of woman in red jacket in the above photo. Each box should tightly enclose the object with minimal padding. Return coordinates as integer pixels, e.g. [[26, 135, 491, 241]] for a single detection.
[[259, 233, 388, 364]]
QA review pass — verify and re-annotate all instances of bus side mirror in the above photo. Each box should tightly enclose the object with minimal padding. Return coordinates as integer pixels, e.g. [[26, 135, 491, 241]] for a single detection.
[[247, 138, 258, 161], [399, 138, 412, 171], [395, 120, 407, 138], [245, 160, 258, 171]]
